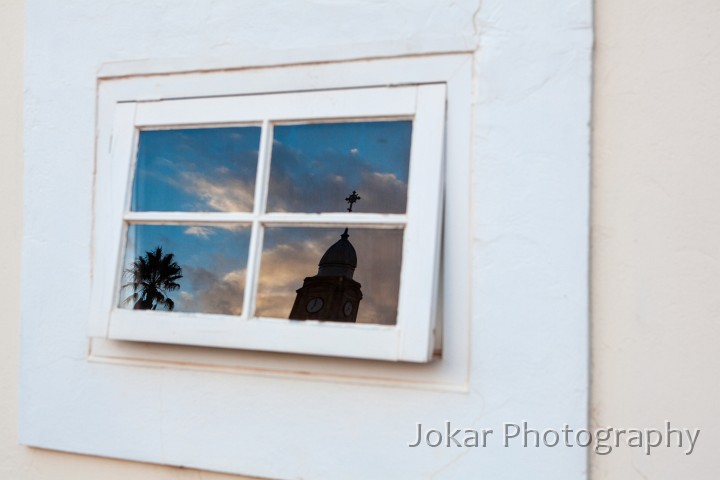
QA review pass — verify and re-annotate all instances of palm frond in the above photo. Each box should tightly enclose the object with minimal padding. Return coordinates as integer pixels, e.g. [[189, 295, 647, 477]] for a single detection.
[[123, 245, 183, 311]]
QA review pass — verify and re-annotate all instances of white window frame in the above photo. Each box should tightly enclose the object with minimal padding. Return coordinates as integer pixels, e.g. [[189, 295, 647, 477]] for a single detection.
[[90, 55, 471, 367]]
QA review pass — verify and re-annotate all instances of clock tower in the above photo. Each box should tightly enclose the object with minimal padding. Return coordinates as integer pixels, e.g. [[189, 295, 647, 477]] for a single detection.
[[288, 228, 363, 323]]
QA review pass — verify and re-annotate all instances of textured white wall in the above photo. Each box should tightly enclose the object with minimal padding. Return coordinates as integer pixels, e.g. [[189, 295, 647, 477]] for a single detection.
[[11, 0, 591, 478], [591, 0, 720, 478], [6, 0, 720, 479]]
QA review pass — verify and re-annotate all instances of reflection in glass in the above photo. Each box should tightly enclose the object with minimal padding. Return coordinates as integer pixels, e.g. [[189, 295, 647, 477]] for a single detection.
[[122, 245, 183, 311], [119, 224, 251, 315], [257, 226, 403, 325], [132, 127, 261, 212], [267, 121, 412, 214]]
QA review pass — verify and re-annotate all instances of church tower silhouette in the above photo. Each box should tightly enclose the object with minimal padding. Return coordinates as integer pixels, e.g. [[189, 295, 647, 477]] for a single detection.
[[288, 228, 363, 322], [289, 191, 363, 322]]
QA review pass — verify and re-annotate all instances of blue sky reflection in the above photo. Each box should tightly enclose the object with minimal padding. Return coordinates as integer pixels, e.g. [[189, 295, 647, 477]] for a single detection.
[[132, 127, 260, 212], [267, 121, 411, 213], [120, 224, 251, 315], [123, 122, 409, 323]]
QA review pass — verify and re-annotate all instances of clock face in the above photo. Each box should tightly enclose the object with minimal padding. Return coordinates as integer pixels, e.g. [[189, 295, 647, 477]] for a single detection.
[[306, 297, 324, 313], [343, 300, 354, 317]]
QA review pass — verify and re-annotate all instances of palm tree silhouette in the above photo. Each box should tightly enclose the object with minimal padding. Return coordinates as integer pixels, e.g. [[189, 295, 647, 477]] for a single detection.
[[123, 246, 183, 311]]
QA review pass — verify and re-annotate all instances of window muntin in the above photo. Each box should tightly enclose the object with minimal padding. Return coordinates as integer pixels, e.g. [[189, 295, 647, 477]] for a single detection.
[[96, 83, 446, 362], [121, 119, 411, 325]]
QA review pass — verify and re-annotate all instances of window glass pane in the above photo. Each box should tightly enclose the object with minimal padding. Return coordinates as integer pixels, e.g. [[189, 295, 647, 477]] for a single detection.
[[256, 226, 403, 325], [132, 127, 261, 212], [119, 224, 251, 315], [267, 121, 411, 214]]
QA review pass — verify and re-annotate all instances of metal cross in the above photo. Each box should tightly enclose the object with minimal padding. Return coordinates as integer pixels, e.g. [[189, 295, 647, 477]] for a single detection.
[[345, 190, 361, 212]]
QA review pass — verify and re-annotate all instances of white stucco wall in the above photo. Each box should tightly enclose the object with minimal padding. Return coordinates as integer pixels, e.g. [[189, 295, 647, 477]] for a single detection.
[[6, 0, 592, 478], [4, 0, 720, 479], [591, 0, 720, 478]]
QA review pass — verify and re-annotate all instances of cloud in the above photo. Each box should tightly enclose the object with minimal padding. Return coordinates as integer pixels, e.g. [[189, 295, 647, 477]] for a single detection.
[[177, 266, 246, 315], [182, 172, 255, 212], [266, 142, 408, 214], [135, 127, 259, 212], [255, 239, 326, 318], [184, 226, 214, 238]]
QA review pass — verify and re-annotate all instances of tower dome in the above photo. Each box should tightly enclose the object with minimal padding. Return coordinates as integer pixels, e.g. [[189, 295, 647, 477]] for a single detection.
[[317, 228, 357, 278]]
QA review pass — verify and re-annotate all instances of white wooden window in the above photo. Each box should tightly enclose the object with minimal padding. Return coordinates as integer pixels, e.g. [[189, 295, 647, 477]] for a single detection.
[[91, 83, 447, 362]]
